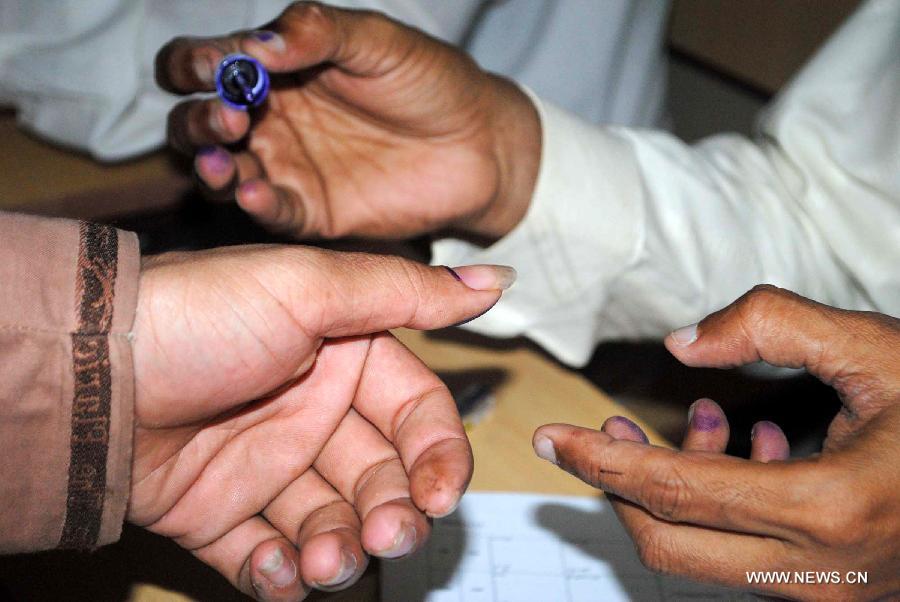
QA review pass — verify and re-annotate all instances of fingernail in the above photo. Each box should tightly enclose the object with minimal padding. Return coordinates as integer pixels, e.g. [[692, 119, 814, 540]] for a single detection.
[[533, 435, 557, 464], [751, 420, 779, 441], [237, 179, 263, 195], [670, 323, 698, 346], [248, 30, 286, 53], [425, 487, 463, 519], [258, 547, 297, 588], [379, 523, 416, 559], [434, 497, 460, 519], [602, 416, 650, 444], [316, 548, 357, 589], [688, 399, 722, 432], [194, 56, 215, 85], [447, 265, 517, 291], [208, 108, 227, 137]]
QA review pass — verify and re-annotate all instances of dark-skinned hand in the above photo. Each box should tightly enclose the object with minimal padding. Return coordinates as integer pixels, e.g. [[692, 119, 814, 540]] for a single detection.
[[534, 286, 900, 601]]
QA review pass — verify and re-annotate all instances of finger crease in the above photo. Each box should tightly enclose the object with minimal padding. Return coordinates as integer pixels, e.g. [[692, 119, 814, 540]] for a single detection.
[[352, 455, 401, 506]]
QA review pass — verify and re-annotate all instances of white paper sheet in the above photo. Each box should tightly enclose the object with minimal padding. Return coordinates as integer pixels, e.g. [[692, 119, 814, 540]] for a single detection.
[[381, 491, 753, 601]]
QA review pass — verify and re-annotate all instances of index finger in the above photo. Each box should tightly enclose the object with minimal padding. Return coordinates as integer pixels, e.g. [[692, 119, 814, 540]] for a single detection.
[[353, 333, 472, 518], [533, 423, 821, 540]]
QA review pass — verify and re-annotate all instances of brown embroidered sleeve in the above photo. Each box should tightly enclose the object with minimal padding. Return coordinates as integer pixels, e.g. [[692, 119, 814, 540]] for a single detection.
[[0, 213, 140, 553]]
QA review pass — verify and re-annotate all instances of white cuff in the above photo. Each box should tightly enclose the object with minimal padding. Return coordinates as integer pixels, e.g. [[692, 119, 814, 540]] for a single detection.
[[432, 90, 645, 366]]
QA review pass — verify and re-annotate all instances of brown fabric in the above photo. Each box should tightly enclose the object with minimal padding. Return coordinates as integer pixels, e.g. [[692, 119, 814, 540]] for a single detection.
[[0, 212, 139, 553]]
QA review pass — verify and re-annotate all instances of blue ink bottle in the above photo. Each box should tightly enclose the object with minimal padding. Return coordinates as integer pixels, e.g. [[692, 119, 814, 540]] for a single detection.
[[215, 54, 269, 110]]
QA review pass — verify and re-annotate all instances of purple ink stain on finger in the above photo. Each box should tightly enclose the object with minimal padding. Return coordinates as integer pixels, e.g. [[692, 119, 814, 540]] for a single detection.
[[197, 146, 231, 173], [442, 266, 462, 281], [451, 299, 499, 327], [690, 411, 723, 432], [237, 179, 265, 196], [751, 420, 782, 440], [603, 416, 650, 444]]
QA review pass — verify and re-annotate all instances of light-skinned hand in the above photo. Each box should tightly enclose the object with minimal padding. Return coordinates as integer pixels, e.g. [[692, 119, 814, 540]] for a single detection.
[[129, 244, 515, 600]]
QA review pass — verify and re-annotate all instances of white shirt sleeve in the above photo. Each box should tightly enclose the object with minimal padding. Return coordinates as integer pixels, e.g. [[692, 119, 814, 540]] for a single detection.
[[431, 0, 900, 367]]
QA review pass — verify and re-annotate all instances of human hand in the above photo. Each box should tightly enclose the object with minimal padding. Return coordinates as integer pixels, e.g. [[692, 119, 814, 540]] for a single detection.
[[533, 286, 900, 600], [129, 245, 514, 599], [156, 1, 541, 240]]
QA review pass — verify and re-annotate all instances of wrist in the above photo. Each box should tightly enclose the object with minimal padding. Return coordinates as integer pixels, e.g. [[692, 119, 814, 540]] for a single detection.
[[465, 75, 541, 240]]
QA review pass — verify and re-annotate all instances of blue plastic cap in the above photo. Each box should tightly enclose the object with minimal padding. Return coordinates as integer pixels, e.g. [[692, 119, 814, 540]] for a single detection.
[[215, 54, 270, 110]]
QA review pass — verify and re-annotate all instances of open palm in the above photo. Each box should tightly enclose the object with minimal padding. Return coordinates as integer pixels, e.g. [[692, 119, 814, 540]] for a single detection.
[[127, 245, 507, 598]]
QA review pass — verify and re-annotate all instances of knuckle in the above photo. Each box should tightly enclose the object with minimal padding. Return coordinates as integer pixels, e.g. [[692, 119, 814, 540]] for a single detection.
[[634, 523, 677, 575], [357, 9, 393, 34], [392, 257, 430, 306], [733, 284, 802, 355], [799, 472, 871, 547], [641, 460, 692, 522], [286, 2, 337, 31], [741, 284, 787, 320], [569, 455, 606, 489], [815, 501, 869, 548]]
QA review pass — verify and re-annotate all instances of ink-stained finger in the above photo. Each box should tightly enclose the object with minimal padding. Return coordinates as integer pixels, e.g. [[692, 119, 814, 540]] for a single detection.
[[534, 423, 811, 539], [750, 421, 791, 463], [239, 3, 418, 77], [195, 146, 237, 196], [197, 149, 266, 202], [236, 179, 307, 234], [601, 415, 650, 444], [307, 259, 509, 339], [681, 398, 730, 453]]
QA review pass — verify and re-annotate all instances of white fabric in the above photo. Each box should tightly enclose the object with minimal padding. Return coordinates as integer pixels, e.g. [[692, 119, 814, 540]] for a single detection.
[[465, 0, 668, 127], [432, 0, 900, 366], [0, 0, 668, 160]]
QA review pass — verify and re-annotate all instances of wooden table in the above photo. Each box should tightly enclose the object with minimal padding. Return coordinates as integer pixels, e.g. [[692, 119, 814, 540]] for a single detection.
[[394, 329, 667, 495]]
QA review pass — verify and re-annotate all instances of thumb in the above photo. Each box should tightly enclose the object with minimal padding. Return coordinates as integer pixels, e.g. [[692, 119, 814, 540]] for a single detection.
[[303, 250, 514, 338], [155, 3, 420, 94], [664, 284, 900, 397]]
